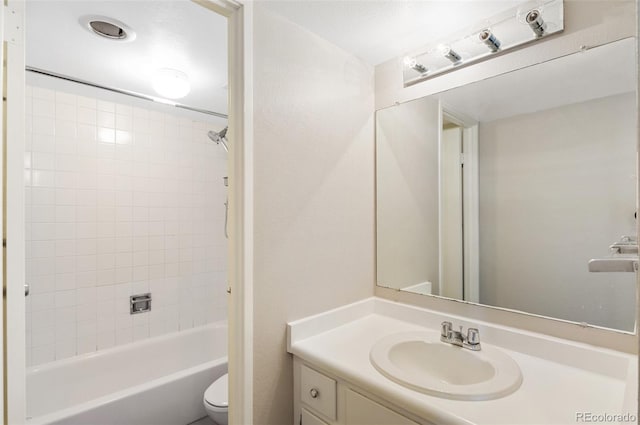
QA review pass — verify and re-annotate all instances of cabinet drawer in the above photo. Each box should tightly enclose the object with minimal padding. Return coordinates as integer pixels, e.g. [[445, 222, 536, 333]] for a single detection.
[[300, 365, 337, 420], [301, 408, 330, 425]]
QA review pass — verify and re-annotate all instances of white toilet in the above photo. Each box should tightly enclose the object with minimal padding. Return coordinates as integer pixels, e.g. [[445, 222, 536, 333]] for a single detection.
[[203, 373, 228, 425]]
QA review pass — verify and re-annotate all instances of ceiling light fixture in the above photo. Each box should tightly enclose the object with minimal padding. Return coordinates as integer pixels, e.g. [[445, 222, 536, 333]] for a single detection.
[[403, 56, 428, 74], [479, 29, 501, 52], [151, 68, 191, 99], [438, 45, 462, 64], [525, 9, 546, 37]]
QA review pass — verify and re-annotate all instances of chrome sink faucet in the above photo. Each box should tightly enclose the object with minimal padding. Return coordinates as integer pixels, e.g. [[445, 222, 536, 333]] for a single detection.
[[440, 321, 481, 351]]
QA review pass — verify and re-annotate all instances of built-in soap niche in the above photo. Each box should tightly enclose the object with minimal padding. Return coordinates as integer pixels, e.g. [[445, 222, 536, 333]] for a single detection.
[[402, 0, 563, 86], [130, 293, 152, 314]]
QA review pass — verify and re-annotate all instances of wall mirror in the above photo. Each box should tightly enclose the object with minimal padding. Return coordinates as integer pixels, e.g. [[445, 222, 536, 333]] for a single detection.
[[376, 37, 637, 333]]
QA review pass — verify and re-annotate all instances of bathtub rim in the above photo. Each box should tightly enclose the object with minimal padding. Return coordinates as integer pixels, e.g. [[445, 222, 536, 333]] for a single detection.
[[27, 320, 227, 374]]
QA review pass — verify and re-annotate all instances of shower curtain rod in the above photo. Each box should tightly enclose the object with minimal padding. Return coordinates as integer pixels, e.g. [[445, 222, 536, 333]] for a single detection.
[[25, 66, 229, 119]]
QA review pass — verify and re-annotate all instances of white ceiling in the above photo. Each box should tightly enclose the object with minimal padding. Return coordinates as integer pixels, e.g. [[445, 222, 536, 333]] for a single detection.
[[261, 0, 524, 66], [26, 0, 228, 117], [25, 0, 532, 118], [27, 0, 610, 120]]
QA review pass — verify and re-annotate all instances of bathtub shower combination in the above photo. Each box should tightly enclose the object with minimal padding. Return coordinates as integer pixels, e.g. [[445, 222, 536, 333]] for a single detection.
[[27, 323, 227, 425], [24, 83, 230, 424]]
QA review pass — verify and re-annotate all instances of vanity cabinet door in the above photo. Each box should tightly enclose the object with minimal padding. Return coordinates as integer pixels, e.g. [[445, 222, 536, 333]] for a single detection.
[[345, 389, 419, 425], [302, 408, 330, 425]]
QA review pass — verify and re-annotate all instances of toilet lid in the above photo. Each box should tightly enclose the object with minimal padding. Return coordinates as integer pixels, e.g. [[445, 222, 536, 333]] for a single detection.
[[205, 373, 228, 408]]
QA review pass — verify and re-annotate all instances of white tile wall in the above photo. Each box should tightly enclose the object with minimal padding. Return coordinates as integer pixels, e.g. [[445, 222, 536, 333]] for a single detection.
[[25, 85, 228, 367]]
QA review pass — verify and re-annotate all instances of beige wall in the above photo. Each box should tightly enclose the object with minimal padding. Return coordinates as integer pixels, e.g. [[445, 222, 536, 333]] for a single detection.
[[252, 5, 375, 424], [248, 2, 636, 421], [479, 93, 636, 331], [376, 97, 440, 293]]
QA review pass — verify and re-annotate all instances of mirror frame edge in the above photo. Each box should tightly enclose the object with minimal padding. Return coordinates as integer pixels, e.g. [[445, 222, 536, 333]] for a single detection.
[[375, 286, 636, 353]]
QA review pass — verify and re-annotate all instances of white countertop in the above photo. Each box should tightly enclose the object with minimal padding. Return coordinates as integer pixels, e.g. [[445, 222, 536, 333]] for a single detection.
[[287, 298, 637, 425]]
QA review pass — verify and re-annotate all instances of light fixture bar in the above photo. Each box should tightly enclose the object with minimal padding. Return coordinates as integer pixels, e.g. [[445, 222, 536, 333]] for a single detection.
[[25, 66, 229, 119], [401, 0, 563, 87]]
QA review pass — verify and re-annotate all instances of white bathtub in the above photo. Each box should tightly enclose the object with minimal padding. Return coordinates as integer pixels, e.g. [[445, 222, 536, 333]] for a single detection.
[[26, 322, 227, 425]]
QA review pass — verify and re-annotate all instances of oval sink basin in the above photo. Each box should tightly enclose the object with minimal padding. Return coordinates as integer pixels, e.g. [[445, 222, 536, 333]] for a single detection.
[[370, 331, 522, 400]]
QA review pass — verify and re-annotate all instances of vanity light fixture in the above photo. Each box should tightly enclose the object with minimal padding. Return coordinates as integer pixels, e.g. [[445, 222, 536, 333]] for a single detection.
[[479, 29, 501, 52], [151, 68, 191, 99], [401, 0, 563, 86], [438, 44, 462, 64], [525, 9, 546, 37], [403, 56, 428, 74]]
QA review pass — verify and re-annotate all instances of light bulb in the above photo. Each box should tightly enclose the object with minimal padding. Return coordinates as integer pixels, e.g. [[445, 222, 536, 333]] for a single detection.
[[525, 9, 546, 37], [479, 29, 501, 52], [438, 44, 462, 64], [437, 44, 450, 56], [402, 56, 427, 74], [403, 56, 417, 68]]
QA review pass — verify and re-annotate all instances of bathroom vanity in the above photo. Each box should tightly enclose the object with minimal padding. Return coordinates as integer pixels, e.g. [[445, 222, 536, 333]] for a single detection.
[[288, 298, 637, 425], [294, 360, 422, 425]]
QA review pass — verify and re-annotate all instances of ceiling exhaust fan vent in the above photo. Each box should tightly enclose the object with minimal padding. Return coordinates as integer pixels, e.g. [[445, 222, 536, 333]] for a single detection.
[[80, 16, 136, 42], [89, 20, 127, 39]]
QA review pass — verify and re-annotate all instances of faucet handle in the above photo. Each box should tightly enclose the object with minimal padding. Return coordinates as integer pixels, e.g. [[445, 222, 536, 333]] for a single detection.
[[466, 328, 480, 346], [441, 321, 452, 338]]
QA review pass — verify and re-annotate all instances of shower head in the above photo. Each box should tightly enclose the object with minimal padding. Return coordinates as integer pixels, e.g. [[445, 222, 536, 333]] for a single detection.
[[208, 127, 229, 152], [208, 127, 227, 143]]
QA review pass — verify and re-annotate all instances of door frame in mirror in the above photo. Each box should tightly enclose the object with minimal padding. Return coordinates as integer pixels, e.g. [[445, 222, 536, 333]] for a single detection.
[[439, 106, 480, 303]]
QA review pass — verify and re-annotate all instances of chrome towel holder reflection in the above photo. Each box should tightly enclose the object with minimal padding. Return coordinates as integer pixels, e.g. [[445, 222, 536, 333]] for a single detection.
[[588, 235, 638, 272]]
